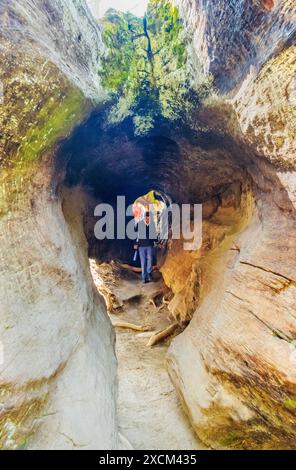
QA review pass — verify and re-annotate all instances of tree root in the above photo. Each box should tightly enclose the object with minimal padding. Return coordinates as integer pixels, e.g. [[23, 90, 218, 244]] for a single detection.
[[147, 322, 178, 347]]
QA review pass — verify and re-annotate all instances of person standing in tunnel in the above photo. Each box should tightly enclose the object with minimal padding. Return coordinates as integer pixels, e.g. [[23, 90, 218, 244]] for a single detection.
[[134, 211, 158, 284]]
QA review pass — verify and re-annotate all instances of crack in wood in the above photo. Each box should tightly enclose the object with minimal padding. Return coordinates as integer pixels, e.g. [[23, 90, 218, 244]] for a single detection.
[[239, 260, 294, 283]]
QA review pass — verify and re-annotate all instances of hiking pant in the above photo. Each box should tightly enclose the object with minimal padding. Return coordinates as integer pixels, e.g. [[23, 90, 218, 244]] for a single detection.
[[139, 246, 153, 281]]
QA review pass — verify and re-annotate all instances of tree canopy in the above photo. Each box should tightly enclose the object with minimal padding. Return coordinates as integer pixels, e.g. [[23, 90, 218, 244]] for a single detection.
[[99, 0, 210, 135]]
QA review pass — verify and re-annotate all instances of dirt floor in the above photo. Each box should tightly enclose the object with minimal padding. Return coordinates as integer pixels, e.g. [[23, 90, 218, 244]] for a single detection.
[[90, 260, 204, 450]]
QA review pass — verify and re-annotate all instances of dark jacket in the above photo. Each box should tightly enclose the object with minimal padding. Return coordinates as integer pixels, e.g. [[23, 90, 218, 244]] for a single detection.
[[136, 219, 158, 247]]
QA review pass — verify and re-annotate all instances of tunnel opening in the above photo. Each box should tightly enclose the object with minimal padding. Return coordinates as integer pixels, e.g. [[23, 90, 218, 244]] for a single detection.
[[55, 106, 255, 277], [53, 101, 257, 448]]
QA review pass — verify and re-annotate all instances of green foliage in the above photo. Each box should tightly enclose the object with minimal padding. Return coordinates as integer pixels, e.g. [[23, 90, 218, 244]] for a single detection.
[[99, 1, 207, 135], [100, 9, 143, 94], [283, 398, 296, 410]]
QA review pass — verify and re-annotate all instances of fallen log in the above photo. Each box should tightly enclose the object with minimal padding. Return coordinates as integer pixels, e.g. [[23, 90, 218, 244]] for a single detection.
[[157, 304, 166, 312], [149, 298, 157, 309], [147, 322, 178, 347]]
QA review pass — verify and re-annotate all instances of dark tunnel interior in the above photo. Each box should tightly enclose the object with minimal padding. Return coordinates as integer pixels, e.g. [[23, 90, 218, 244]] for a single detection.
[[60, 112, 182, 205]]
